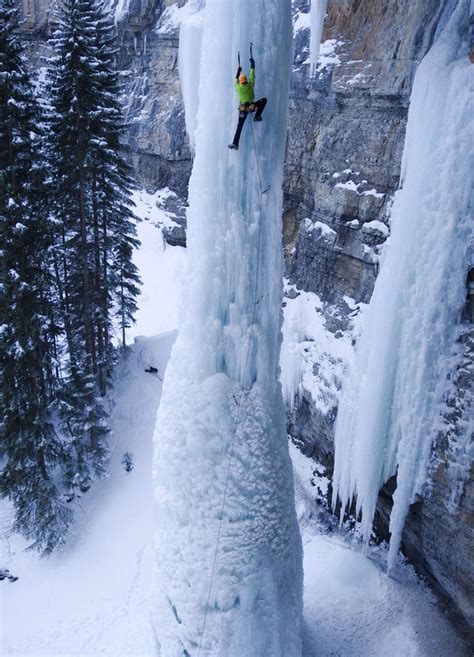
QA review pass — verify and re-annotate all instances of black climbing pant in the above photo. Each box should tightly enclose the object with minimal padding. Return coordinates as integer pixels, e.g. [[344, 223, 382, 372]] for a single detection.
[[231, 98, 267, 147]]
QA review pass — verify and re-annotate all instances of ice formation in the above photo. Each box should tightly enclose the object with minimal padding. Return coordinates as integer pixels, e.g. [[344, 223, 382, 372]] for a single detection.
[[333, 0, 473, 571], [153, 1, 303, 655], [309, 0, 328, 74], [178, 1, 205, 153]]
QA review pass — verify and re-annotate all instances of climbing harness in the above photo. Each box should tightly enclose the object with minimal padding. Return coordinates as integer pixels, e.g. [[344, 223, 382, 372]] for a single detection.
[[239, 101, 257, 112], [196, 44, 270, 657]]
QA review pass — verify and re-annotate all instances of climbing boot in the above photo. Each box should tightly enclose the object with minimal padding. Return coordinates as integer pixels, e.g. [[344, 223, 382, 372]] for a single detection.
[[228, 143, 239, 150], [254, 116, 263, 122]]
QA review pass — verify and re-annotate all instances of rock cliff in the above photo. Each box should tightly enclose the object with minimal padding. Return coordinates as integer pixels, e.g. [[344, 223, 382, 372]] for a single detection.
[[285, 0, 473, 637], [16, 0, 473, 637]]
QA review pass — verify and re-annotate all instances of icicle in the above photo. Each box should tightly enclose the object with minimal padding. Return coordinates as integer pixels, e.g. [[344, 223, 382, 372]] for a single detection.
[[332, 0, 472, 572], [309, 0, 327, 75], [179, 0, 206, 153]]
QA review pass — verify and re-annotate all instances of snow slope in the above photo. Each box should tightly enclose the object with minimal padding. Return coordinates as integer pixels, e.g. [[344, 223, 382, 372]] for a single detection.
[[0, 195, 182, 657], [1, 331, 174, 657], [126, 189, 186, 342]]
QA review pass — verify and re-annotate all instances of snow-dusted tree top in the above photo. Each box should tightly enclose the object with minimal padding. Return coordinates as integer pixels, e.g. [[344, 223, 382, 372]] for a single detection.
[[153, 1, 303, 655], [333, 0, 472, 572]]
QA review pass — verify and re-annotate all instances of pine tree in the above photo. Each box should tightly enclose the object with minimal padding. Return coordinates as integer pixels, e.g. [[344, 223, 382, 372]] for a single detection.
[[0, 0, 73, 553], [46, 0, 110, 494], [46, 0, 140, 492], [86, 0, 141, 358], [0, 0, 140, 553], [121, 451, 133, 472]]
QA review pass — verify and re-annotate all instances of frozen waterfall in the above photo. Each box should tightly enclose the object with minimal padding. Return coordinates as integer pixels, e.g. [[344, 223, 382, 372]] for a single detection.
[[332, 0, 473, 572], [152, 1, 303, 656]]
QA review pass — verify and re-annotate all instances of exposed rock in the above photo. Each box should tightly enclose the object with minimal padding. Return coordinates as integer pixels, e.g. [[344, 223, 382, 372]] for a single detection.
[[373, 328, 474, 638], [160, 190, 187, 246], [284, 0, 449, 306], [114, 0, 192, 196], [286, 0, 473, 635]]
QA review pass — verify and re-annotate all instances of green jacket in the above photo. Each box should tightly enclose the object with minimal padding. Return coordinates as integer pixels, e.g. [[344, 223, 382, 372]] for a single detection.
[[234, 67, 255, 104]]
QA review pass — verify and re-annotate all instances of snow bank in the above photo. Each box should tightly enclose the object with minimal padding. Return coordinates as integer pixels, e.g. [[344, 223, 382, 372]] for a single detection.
[[153, 1, 303, 655], [280, 285, 361, 415], [332, 0, 473, 571], [1, 332, 176, 657], [315, 38, 342, 73], [293, 9, 310, 34], [127, 189, 186, 342]]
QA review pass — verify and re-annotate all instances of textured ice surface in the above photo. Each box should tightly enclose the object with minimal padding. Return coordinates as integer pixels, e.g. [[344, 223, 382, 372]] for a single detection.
[[332, 0, 473, 571], [153, 1, 303, 655], [178, 1, 205, 152]]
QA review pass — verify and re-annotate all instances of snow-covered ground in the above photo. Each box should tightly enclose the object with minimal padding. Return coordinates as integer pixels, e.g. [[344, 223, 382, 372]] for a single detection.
[[0, 196, 469, 656], [125, 189, 186, 342], [291, 445, 469, 657], [1, 196, 181, 657]]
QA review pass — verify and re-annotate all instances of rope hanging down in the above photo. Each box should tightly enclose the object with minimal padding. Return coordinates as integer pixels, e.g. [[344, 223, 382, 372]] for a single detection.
[[196, 62, 269, 656]]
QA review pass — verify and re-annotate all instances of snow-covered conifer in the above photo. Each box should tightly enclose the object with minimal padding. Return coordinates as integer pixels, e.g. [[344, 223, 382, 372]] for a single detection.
[[87, 1, 141, 354], [45, 0, 140, 493], [0, 0, 73, 553]]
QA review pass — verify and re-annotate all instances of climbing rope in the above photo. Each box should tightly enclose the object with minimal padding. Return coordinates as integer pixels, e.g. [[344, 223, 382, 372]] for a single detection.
[[196, 106, 268, 657]]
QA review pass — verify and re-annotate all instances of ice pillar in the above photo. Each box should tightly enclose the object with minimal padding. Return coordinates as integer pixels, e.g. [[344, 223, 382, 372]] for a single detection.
[[153, 1, 303, 655]]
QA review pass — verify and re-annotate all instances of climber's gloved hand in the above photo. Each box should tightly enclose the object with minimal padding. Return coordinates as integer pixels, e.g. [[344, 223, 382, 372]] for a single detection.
[[236, 66, 242, 79], [250, 58, 255, 68]]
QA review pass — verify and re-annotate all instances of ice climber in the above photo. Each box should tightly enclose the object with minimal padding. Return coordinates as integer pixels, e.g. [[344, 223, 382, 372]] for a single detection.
[[228, 55, 267, 150]]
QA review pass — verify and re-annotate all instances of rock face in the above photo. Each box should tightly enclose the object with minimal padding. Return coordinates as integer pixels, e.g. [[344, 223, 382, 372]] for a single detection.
[[19, 0, 191, 243], [285, 0, 447, 306], [115, 0, 190, 243], [285, 0, 473, 637], [116, 0, 191, 197], [17, 0, 473, 637]]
